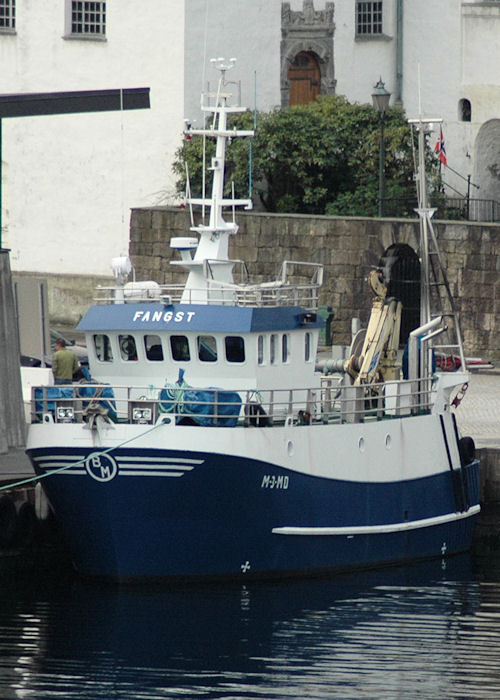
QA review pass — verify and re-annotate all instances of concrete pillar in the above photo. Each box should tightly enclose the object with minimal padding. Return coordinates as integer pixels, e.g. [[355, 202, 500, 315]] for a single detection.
[[0, 249, 26, 451]]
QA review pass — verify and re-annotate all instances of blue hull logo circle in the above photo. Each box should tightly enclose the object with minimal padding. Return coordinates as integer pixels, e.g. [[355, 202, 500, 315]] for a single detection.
[[85, 453, 118, 482]]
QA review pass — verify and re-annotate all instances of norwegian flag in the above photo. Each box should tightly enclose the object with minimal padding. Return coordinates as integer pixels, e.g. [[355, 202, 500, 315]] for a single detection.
[[434, 126, 447, 166]]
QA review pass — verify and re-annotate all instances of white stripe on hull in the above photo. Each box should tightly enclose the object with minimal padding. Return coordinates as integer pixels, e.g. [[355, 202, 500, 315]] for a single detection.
[[33, 454, 201, 478], [272, 505, 481, 536]]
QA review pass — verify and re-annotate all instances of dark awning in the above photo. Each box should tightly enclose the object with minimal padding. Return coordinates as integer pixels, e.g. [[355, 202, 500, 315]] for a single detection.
[[0, 87, 150, 118]]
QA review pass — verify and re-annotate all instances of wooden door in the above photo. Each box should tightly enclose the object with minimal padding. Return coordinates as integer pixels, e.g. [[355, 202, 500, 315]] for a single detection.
[[288, 52, 320, 105]]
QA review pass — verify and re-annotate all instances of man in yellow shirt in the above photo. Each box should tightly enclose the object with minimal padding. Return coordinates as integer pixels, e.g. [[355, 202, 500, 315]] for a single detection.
[[52, 338, 80, 384]]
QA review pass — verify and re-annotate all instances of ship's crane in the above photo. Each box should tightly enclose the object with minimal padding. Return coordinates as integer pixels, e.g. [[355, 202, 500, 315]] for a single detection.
[[346, 270, 402, 385]]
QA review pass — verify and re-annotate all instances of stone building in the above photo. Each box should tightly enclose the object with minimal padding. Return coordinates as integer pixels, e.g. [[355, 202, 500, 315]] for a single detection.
[[281, 1, 500, 219], [1, 1, 499, 317], [332, 1, 500, 220]]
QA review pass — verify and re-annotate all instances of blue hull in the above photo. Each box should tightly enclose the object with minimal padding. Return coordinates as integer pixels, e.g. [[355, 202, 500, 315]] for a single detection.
[[28, 447, 480, 581]]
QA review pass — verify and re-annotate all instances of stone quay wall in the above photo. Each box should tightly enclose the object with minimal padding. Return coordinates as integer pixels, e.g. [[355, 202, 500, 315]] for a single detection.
[[130, 207, 500, 358]]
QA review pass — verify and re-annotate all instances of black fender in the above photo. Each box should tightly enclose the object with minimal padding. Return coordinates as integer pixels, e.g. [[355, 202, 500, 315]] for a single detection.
[[458, 436, 476, 467]]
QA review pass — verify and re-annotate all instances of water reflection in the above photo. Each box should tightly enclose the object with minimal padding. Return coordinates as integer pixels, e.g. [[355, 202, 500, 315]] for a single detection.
[[1, 555, 500, 698]]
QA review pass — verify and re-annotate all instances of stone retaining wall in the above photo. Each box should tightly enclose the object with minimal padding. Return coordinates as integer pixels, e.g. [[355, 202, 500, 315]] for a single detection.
[[479, 448, 500, 503], [130, 206, 500, 357]]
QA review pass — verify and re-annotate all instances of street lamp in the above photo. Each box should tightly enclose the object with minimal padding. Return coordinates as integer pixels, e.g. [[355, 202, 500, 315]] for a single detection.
[[372, 78, 391, 217]]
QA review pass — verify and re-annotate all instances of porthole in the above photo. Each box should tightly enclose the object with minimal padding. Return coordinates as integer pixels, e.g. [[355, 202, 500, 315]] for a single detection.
[[385, 434, 392, 449], [358, 437, 365, 453]]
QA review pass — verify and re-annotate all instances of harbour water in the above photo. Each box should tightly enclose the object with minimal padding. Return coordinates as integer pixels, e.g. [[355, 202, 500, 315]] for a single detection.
[[2, 530, 500, 700]]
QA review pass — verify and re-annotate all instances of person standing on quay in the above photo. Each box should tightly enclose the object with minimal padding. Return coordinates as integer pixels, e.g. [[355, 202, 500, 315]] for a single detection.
[[52, 338, 79, 384]]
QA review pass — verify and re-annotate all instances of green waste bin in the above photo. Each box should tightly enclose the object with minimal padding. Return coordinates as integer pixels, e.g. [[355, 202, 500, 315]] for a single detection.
[[317, 306, 333, 346]]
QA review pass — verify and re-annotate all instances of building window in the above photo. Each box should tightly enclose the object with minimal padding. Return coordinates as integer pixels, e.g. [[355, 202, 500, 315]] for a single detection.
[[0, 0, 15, 31], [459, 98, 471, 122], [356, 2, 382, 36], [68, 1, 106, 37]]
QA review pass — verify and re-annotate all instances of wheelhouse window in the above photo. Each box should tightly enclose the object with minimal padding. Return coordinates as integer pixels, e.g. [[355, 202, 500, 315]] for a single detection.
[[144, 335, 163, 361], [305, 332, 312, 362], [270, 334, 277, 365], [66, 1, 106, 38], [225, 336, 245, 363], [93, 334, 113, 362], [0, 1, 15, 31], [170, 335, 190, 361], [356, 1, 382, 36], [197, 335, 217, 362], [119, 334, 137, 361], [257, 335, 265, 365], [281, 334, 290, 363]]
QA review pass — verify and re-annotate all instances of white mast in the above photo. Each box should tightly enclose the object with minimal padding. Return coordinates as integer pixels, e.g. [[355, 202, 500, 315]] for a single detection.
[[409, 117, 439, 327], [171, 58, 254, 304], [408, 117, 467, 371]]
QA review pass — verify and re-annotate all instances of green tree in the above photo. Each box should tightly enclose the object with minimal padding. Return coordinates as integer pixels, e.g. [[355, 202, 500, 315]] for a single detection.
[[173, 96, 437, 217], [173, 110, 256, 204]]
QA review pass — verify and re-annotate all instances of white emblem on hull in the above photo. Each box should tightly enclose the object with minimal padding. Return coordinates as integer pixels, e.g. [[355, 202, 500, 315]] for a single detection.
[[86, 453, 118, 482]]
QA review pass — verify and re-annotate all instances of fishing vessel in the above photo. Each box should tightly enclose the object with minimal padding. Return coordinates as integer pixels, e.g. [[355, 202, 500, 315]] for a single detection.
[[26, 60, 480, 581]]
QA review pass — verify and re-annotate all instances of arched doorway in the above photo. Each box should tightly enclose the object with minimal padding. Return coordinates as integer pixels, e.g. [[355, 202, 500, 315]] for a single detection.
[[288, 52, 321, 105], [378, 243, 421, 347]]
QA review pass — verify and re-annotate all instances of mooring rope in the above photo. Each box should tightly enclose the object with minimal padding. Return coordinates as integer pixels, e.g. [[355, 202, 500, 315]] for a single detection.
[[0, 420, 169, 493]]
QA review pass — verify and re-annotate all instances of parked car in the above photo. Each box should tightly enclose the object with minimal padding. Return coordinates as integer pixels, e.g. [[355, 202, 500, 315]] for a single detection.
[[20, 354, 42, 368]]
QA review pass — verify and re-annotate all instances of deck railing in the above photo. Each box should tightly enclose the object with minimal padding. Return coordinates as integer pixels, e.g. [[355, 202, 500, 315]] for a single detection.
[[94, 261, 323, 310], [94, 282, 322, 309], [31, 376, 435, 428]]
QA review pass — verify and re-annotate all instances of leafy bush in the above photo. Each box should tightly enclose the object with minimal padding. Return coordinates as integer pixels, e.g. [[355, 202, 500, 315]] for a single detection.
[[174, 95, 439, 217]]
